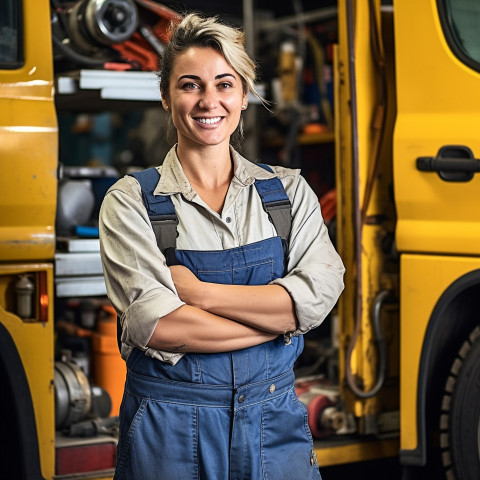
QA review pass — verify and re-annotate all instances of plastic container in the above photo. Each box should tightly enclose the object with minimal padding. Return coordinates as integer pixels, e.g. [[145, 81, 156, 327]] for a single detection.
[[91, 305, 126, 417]]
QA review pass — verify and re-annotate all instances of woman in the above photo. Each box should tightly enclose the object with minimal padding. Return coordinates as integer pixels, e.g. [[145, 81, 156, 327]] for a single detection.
[[99, 13, 345, 480]]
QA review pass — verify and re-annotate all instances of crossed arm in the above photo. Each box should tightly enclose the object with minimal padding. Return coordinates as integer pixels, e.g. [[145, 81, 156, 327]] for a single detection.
[[146, 265, 297, 353]]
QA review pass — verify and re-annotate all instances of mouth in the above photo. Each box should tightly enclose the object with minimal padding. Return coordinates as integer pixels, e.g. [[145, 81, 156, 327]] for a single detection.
[[194, 116, 223, 125]]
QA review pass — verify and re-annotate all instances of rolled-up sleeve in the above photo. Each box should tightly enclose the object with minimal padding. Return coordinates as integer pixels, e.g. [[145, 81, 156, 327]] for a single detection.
[[99, 176, 185, 363], [271, 173, 345, 334]]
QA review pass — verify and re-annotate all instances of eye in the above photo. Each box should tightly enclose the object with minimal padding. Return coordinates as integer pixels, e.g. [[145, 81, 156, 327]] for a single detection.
[[182, 82, 199, 90], [218, 82, 233, 89]]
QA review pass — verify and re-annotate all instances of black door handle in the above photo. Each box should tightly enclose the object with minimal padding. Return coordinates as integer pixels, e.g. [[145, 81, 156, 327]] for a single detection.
[[416, 145, 479, 182]]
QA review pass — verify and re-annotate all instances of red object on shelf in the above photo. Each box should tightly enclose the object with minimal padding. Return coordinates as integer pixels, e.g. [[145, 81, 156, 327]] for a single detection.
[[306, 394, 335, 438], [113, 32, 160, 71], [319, 188, 336, 224], [112, 1, 182, 71]]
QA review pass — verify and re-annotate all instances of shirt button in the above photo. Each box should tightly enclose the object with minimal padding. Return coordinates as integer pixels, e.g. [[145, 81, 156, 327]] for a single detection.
[[238, 394, 245, 403], [226, 217, 232, 223], [269, 384, 276, 394], [310, 449, 317, 466]]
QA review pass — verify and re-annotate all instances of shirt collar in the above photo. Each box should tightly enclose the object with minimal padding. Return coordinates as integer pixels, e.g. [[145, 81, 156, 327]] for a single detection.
[[154, 145, 276, 199]]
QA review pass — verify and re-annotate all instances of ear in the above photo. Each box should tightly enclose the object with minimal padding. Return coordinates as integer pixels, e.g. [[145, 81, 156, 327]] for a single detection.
[[161, 91, 169, 111], [241, 93, 248, 110]]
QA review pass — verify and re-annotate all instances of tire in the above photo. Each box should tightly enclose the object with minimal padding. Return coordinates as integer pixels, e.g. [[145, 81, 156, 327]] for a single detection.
[[440, 325, 480, 480]]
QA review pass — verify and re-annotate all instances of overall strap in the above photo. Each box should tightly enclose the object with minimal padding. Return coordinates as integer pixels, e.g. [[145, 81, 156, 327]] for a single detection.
[[118, 168, 178, 354], [254, 164, 292, 246], [129, 168, 178, 264]]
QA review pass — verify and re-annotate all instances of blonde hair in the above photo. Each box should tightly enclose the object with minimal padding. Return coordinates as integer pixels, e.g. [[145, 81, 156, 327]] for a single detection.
[[160, 13, 264, 103]]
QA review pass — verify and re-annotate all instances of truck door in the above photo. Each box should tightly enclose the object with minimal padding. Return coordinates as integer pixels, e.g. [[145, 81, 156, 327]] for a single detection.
[[394, 1, 480, 478], [0, 0, 57, 478], [394, 0, 480, 255]]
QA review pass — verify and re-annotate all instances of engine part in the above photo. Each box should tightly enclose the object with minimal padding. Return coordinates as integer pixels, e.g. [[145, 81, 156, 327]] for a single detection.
[[90, 385, 112, 419], [65, 416, 119, 437], [68, 0, 138, 52], [55, 360, 92, 430], [15, 275, 35, 319]]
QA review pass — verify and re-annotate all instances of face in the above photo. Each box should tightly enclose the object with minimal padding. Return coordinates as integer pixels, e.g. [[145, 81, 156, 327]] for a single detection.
[[164, 46, 248, 149]]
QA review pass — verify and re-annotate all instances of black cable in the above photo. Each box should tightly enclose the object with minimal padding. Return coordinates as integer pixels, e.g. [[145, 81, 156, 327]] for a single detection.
[[52, 33, 107, 67]]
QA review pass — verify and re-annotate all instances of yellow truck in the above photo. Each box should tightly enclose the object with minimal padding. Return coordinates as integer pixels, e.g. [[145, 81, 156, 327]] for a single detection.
[[0, 0, 479, 479]]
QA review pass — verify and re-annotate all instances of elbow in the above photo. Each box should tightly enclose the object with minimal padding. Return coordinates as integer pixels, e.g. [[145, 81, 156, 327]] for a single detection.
[[147, 324, 189, 353], [272, 313, 298, 335]]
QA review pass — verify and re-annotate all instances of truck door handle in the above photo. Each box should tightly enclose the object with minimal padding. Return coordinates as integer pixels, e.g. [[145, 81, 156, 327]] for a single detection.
[[416, 145, 479, 182]]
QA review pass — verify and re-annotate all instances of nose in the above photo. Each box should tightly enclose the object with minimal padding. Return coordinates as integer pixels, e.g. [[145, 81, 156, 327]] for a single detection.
[[198, 86, 218, 110]]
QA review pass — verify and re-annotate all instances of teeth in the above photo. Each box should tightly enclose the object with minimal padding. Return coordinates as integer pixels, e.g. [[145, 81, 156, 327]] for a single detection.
[[197, 117, 221, 124]]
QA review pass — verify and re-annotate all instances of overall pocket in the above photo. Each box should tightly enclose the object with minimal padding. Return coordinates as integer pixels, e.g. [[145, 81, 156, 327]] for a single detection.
[[114, 391, 148, 479], [115, 392, 201, 480], [260, 390, 321, 480]]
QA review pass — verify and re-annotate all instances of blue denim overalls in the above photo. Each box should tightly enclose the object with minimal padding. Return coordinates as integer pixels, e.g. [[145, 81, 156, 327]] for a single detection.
[[114, 167, 321, 480]]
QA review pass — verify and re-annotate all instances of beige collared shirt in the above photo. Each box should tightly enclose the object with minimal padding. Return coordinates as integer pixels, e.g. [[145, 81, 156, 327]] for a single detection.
[[99, 146, 345, 364]]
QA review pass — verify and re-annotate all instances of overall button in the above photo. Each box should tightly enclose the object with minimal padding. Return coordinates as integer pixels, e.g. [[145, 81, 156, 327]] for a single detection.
[[238, 394, 245, 403], [269, 384, 276, 394]]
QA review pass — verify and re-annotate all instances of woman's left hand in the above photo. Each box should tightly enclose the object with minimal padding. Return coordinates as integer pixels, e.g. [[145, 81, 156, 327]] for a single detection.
[[169, 265, 203, 307]]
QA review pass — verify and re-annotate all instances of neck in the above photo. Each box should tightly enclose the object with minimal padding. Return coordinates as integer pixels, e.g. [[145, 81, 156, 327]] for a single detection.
[[176, 142, 233, 189]]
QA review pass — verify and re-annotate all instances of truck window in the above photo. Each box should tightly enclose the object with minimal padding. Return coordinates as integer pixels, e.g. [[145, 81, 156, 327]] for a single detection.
[[0, 0, 23, 68], [438, 0, 480, 71]]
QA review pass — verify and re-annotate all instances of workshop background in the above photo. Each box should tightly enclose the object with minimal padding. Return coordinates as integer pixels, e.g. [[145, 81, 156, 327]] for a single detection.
[[2, 1, 480, 479]]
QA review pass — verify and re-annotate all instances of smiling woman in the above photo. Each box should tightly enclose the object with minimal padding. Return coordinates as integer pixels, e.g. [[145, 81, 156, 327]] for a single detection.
[[99, 12, 344, 480], [165, 47, 247, 153]]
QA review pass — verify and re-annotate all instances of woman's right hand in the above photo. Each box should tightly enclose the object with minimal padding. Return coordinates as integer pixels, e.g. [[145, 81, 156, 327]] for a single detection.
[[169, 265, 204, 308]]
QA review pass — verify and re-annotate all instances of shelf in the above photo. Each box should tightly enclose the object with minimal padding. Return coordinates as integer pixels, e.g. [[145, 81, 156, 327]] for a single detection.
[[55, 238, 106, 298], [57, 69, 162, 102]]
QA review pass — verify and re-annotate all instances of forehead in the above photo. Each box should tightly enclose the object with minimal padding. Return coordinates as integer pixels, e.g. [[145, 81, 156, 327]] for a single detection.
[[171, 46, 238, 78]]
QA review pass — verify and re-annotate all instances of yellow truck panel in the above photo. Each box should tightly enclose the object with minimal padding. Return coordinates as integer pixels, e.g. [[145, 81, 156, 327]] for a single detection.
[[0, 0, 57, 262]]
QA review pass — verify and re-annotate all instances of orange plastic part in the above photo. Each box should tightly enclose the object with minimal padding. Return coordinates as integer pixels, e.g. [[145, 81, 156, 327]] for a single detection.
[[91, 305, 126, 417]]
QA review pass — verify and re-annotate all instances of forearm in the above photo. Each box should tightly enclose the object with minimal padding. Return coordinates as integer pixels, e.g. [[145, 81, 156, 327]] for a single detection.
[[194, 283, 298, 334], [146, 304, 278, 353]]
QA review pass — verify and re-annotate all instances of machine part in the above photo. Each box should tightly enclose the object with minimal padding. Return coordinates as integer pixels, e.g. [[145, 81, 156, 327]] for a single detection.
[[139, 23, 164, 56], [306, 394, 335, 438], [346, 289, 393, 399], [360, 0, 388, 224], [344, 0, 393, 405], [51, 33, 107, 67], [55, 179, 95, 236], [65, 416, 118, 437], [54, 361, 92, 430], [320, 406, 346, 432], [440, 326, 480, 480], [305, 30, 333, 130], [111, 33, 159, 71], [377, 410, 400, 434], [68, 0, 138, 52], [15, 275, 35, 319], [344, 0, 364, 401], [296, 378, 346, 438], [90, 385, 112, 419], [278, 41, 297, 105]]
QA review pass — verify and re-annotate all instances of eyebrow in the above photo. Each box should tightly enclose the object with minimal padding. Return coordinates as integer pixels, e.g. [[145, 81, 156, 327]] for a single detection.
[[177, 73, 236, 83]]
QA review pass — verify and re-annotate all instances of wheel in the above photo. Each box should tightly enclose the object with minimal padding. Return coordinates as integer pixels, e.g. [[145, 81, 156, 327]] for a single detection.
[[440, 325, 480, 480]]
